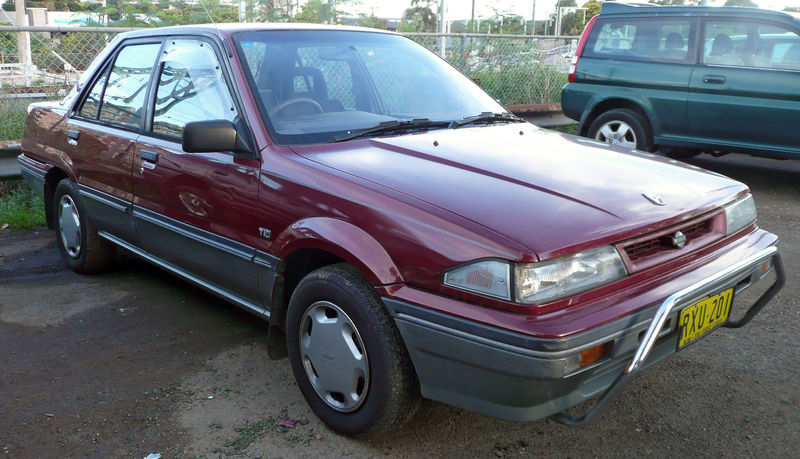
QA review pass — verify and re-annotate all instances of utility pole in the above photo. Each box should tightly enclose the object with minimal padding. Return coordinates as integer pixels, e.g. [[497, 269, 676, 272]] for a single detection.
[[438, 0, 446, 58], [471, 0, 475, 32], [531, 0, 536, 35], [14, 0, 32, 83]]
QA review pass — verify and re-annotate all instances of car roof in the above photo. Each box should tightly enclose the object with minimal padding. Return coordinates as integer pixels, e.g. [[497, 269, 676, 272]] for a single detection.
[[599, 3, 800, 26], [116, 22, 397, 41]]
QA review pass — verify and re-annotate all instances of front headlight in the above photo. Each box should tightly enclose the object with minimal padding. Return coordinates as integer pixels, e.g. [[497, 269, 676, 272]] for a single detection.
[[515, 246, 627, 305], [724, 194, 756, 236]]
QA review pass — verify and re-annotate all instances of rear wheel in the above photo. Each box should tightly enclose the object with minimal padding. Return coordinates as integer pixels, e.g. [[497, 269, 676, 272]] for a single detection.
[[54, 179, 115, 273], [286, 264, 419, 437], [588, 109, 653, 152]]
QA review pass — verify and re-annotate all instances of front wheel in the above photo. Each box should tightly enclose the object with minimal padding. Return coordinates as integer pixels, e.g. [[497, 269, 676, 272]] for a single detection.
[[286, 264, 419, 437], [587, 109, 653, 152]]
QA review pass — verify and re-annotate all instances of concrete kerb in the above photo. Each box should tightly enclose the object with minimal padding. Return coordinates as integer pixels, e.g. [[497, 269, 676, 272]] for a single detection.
[[0, 141, 22, 180]]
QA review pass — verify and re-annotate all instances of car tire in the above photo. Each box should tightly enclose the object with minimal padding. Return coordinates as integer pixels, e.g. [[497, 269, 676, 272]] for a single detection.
[[588, 109, 653, 152], [53, 179, 115, 273], [286, 263, 420, 437]]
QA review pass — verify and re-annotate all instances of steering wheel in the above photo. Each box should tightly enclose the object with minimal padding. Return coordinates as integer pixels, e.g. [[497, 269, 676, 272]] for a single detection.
[[269, 97, 324, 117]]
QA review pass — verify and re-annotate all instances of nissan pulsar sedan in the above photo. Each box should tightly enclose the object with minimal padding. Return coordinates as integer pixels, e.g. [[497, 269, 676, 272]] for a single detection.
[[18, 24, 784, 436]]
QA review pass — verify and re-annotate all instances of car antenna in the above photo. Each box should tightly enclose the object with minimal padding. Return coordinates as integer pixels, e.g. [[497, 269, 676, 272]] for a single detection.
[[197, 0, 217, 27], [197, 0, 235, 57]]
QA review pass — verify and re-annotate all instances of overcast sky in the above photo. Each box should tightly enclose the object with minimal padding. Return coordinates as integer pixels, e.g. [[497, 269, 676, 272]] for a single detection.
[[344, 0, 800, 21]]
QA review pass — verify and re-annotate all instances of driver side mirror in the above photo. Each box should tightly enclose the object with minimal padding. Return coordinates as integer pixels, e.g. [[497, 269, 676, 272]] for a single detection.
[[182, 120, 254, 157]]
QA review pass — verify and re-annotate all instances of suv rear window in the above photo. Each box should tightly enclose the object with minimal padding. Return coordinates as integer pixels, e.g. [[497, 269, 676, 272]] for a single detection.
[[585, 18, 694, 63]]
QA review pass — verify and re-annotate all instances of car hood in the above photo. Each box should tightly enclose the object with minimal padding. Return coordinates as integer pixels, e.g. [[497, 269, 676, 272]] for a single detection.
[[292, 123, 744, 260]]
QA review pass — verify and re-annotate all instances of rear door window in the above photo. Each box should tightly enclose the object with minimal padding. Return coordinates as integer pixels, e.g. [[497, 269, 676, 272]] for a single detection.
[[586, 18, 694, 63]]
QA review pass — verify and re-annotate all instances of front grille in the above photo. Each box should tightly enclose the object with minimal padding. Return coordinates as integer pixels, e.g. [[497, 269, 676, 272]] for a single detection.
[[617, 212, 724, 273]]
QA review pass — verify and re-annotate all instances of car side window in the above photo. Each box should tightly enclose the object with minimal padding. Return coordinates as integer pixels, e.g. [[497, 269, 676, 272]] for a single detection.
[[98, 43, 161, 129], [151, 39, 238, 139], [77, 66, 109, 119], [703, 21, 800, 70], [586, 19, 692, 62]]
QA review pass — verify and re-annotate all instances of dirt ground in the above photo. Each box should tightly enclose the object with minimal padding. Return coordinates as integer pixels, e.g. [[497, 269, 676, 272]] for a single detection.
[[1, 153, 798, 458]]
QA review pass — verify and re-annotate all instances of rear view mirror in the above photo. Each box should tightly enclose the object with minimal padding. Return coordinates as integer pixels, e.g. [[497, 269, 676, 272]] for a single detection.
[[182, 120, 254, 157]]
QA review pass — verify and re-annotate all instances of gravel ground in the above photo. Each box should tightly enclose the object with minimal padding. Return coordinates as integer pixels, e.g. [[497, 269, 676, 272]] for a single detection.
[[0, 152, 798, 457]]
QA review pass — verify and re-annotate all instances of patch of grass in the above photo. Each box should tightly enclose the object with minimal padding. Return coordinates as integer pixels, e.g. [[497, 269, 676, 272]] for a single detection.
[[224, 419, 275, 452], [0, 180, 46, 231], [549, 124, 578, 135], [1, 112, 26, 141]]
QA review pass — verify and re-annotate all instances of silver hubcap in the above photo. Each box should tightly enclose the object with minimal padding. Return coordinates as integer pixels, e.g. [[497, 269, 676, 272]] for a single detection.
[[299, 301, 369, 412], [58, 195, 82, 258], [595, 120, 638, 149]]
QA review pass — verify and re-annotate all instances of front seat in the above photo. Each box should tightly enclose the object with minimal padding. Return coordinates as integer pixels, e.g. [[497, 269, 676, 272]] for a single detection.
[[280, 66, 344, 112], [706, 33, 743, 66]]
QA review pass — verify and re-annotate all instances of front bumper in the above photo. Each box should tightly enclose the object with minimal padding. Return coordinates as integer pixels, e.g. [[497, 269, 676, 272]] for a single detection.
[[381, 236, 784, 424]]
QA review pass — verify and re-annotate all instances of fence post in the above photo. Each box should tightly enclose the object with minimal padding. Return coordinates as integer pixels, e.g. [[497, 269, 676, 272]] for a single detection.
[[14, 0, 33, 85], [459, 34, 466, 71]]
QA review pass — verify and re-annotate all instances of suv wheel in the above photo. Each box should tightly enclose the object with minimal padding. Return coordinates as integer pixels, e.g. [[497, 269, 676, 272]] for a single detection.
[[588, 109, 652, 151], [286, 264, 419, 437], [54, 179, 115, 273]]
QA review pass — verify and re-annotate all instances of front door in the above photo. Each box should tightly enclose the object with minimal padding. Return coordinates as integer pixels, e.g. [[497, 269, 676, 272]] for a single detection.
[[132, 37, 264, 310], [688, 19, 800, 156]]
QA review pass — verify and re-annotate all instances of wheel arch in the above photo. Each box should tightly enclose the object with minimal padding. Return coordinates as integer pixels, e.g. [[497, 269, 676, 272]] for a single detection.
[[43, 167, 70, 230], [579, 97, 655, 138], [268, 217, 403, 333]]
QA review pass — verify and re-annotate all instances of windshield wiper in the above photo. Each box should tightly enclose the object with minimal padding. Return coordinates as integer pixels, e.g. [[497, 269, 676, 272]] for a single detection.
[[332, 118, 451, 143], [449, 112, 525, 129]]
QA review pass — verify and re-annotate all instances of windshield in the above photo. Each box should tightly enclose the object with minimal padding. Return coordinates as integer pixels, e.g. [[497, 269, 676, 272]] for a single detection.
[[233, 30, 507, 145]]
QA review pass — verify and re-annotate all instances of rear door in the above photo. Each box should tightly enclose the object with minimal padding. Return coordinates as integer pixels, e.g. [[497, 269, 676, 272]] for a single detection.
[[131, 37, 264, 311], [688, 19, 800, 155], [580, 16, 696, 141], [67, 40, 161, 240]]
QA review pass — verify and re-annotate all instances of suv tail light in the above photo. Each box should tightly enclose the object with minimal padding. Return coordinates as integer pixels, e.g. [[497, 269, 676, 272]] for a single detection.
[[568, 15, 598, 83]]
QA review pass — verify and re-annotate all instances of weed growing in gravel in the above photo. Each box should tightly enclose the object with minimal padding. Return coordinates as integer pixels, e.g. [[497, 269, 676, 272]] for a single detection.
[[0, 180, 46, 231]]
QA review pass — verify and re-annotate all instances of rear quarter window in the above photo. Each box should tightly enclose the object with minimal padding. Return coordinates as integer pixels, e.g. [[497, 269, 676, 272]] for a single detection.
[[585, 18, 694, 63]]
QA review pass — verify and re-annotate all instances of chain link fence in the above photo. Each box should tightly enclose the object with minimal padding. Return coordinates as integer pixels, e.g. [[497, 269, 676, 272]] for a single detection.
[[0, 26, 577, 141]]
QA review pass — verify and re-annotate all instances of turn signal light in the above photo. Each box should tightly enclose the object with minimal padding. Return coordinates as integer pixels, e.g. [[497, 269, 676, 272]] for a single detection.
[[580, 342, 610, 368]]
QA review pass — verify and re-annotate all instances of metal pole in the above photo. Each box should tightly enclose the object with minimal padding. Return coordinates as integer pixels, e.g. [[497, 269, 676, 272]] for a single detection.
[[14, 0, 32, 83], [438, 0, 446, 58], [471, 0, 475, 33], [532, 0, 536, 35]]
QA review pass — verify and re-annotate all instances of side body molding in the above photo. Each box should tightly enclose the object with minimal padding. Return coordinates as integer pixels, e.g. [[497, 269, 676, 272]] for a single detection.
[[272, 217, 403, 286]]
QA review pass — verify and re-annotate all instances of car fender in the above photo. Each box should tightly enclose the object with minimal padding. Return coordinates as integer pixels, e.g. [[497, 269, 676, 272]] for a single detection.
[[580, 92, 660, 136], [272, 217, 403, 286]]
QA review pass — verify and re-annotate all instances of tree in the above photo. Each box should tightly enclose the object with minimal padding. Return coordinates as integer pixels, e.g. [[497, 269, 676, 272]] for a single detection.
[[784, 6, 800, 12], [400, 0, 437, 33], [649, 0, 686, 5], [582, 0, 602, 19], [359, 13, 386, 30], [294, 0, 352, 24], [723, 0, 758, 6], [259, 0, 295, 22]]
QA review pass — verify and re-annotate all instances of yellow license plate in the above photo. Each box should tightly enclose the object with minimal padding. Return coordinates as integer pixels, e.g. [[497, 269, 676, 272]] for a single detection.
[[678, 287, 734, 349]]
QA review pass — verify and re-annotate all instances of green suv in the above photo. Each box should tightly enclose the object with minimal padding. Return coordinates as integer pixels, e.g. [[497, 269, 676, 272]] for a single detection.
[[561, 3, 800, 159]]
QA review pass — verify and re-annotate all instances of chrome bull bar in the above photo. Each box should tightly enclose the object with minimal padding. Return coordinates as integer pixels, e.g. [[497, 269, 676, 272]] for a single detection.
[[553, 245, 785, 426]]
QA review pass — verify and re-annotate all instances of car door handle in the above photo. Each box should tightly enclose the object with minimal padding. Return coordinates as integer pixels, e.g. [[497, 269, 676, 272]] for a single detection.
[[702, 75, 726, 84], [140, 150, 159, 162], [67, 129, 80, 141]]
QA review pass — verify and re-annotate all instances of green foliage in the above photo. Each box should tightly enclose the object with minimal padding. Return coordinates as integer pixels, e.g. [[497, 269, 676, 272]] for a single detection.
[[1, 0, 13, 11], [293, 0, 352, 24], [583, 0, 602, 18], [649, 0, 687, 5], [359, 14, 387, 30], [0, 181, 46, 231], [468, 63, 567, 106], [401, 0, 437, 32], [724, 0, 758, 6], [0, 112, 25, 141]]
